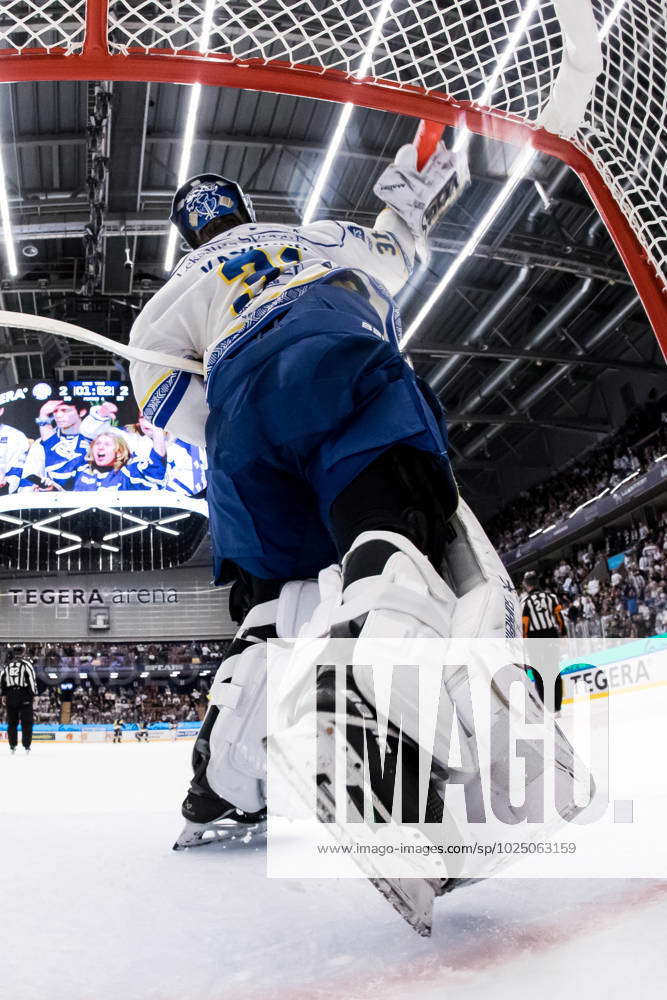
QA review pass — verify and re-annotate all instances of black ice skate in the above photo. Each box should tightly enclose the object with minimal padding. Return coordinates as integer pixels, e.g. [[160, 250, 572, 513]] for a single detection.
[[173, 809, 267, 850], [173, 752, 266, 850]]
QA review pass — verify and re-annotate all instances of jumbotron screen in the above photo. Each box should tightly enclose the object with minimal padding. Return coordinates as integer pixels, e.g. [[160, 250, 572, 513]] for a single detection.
[[0, 380, 206, 497]]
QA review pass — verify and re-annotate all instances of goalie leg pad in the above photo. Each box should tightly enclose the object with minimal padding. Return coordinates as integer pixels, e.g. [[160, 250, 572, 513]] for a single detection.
[[192, 580, 322, 818], [442, 500, 593, 824], [293, 530, 458, 760], [207, 640, 268, 813], [443, 498, 520, 640], [333, 529, 458, 642]]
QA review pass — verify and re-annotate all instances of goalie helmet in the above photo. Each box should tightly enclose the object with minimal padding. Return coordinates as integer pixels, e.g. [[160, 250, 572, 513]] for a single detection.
[[170, 173, 255, 249]]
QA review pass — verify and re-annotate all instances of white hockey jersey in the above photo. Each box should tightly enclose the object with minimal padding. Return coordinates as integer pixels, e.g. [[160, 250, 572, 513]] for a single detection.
[[128, 211, 415, 448], [124, 430, 207, 495], [0, 422, 30, 493]]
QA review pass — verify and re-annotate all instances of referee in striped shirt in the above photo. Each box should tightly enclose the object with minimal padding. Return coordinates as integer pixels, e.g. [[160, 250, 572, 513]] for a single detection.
[[521, 571, 566, 711], [1, 645, 37, 753]]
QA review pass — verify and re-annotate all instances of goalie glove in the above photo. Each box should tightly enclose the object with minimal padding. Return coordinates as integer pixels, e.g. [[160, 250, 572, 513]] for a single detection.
[[374, 141, 470, 242]]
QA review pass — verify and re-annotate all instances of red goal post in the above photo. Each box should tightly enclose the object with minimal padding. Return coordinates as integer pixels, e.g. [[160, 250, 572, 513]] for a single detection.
[[0, 0, 665, 358]]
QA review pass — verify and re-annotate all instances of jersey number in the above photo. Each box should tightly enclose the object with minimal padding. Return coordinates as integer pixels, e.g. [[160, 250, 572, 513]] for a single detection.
[[217, 246, 302, 316]]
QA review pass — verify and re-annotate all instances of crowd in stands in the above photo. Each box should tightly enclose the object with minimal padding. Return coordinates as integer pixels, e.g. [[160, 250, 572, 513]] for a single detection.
[[517, 510, 667, 639], [491, 391, 666, 555], [9, 640, 228, 672], [0, 674, 208, 727], [68, 684, 205, 726], [32, 689, 61, 725], [0, 642, 221, 726]]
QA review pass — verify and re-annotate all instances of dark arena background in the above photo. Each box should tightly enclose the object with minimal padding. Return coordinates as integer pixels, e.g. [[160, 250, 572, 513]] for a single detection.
[[0, 2, 666, 999]]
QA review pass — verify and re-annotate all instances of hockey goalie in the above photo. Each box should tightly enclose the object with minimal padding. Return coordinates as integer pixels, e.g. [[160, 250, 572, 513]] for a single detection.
[[127, 140, 592, 934]]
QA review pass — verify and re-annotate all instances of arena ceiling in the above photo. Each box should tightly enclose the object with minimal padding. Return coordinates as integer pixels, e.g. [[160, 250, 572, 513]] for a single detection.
[[0, 78, 664, 518]]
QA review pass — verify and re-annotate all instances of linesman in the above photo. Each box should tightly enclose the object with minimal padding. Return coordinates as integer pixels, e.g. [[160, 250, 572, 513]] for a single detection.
[[1, 645, 37, 753], [521, 570, 566, 711]]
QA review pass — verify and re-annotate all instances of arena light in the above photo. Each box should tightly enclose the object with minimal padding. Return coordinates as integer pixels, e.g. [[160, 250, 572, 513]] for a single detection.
[[0, 525, 24, 540], [163, 0, 216, 271], [302, 0, 395, 225], [0, 513, 24, 525], [153, 524, 180, 536], [32, 524, 62, 537], [55, 542, 82, 555], [32, 508, 88, 528], [99, 508, 151, 527], [600, 0, 628, 39], [452, 0, 541, 154], [100, 543, 120, 553], [0, 136, 18, 277], [33, 524, 82, 542], [103, 524, 149, 540], [528, 527, 543, 538], [157, 513, 191, 525], [655, 453, 667, 463]]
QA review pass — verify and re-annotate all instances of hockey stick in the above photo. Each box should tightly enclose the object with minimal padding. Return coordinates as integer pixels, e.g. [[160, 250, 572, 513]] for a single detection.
[[415, 119, 445, 169], [0, 310, 205, 376]]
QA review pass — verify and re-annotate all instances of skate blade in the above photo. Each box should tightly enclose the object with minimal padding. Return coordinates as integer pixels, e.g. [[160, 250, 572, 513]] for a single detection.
[[369, 877, 436, 937], [173, 817, 267, 851], [315, 769, 438, 937], [270, 717, 442, 937]]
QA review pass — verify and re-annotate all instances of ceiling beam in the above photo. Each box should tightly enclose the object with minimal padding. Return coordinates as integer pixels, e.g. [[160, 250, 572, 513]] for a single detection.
[[12, 134, 86, 148], [10, 215, 630, 286], [409, 342, 658, 375], [429, 232, 632, 285], [10, 131, 593, 210], [447, 412, 611, 434]]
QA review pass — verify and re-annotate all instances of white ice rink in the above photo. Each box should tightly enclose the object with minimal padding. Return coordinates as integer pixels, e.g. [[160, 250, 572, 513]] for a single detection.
[[1, 717, 666, 1000]]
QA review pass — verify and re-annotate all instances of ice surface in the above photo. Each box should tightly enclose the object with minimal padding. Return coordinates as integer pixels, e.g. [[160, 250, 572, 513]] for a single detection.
[[1, 720, 666, 999]]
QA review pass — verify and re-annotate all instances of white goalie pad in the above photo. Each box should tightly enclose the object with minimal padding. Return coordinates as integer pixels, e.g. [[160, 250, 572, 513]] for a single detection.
[[207, 640, 268, 813], [289, 530, 459, 761], [441, 500, 592, 824], [443, 498, 521, 640], [333, 529, 457, 641], [205, 581, 321, 813]]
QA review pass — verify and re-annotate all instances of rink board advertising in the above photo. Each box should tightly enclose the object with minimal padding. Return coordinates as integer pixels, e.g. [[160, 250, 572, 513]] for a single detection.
[[0, 380, 206, 496]]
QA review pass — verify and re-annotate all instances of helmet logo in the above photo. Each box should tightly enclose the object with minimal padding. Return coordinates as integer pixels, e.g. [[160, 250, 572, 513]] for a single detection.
[[185, 183, 236, 229], [171, 172, 254, 248]]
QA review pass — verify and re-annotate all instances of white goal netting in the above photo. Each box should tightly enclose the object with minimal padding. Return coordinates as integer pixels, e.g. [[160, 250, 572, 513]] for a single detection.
[[0, 0, 666, 300], [0, 0, 86, 53]]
